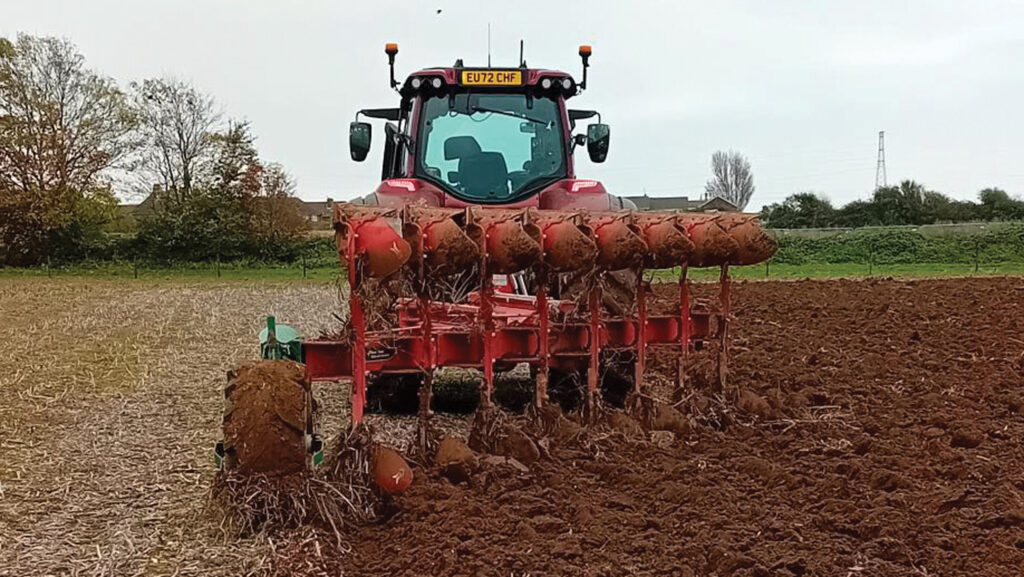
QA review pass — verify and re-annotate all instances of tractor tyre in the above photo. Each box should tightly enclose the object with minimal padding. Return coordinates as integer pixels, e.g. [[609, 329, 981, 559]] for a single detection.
[[548, 368, 587, 412], [600, 355, 636, 409], [492, 364, 534, 413], [367, 373, 422, 415], [222, 359, 312, 476]]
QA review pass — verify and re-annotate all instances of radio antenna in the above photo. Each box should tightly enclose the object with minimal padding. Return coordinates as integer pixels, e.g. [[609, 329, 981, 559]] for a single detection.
[[519, 39, 525, 67], [487, 22, 492, 67]]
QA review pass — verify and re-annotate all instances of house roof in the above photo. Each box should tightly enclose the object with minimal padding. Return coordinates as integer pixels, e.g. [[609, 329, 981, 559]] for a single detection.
[[623, 195, 738, 212], [299, 201, 332, 217], [118, 193, 157, 216], [698, 197, 740, 211]]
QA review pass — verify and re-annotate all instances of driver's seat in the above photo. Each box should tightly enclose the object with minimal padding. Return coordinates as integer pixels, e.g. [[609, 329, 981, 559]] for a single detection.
[[443, 136, 508, 197], [458, 152, 508, 197], [443, 136, 482, 161]]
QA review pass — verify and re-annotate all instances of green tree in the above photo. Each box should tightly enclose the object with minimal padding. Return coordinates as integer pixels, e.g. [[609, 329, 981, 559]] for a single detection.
[[977, 188, 1024, 221], [48, 187, 121, 260], [760, 192, 836, 228], [248, 163, 308, 260], [132, 92, 259, 262], [209, 120, 262, 200], [0, 34, 135, 265], [135, 188, 248, 262], [872, 180, 929, 225], [834, 200, 878, 228], [135, 121, 309, 262], [764, 182, 1022, 230], [921, 190, 980, 223]]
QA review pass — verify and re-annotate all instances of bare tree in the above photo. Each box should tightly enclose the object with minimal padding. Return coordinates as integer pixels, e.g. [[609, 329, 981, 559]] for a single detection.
[[704, 150, 755, 210], [131, 77, 220, 203], [0, 34, 136, 264]]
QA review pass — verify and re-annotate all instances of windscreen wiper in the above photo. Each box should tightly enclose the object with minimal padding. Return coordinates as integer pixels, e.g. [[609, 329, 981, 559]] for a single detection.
[[470, 106, 551, 126]]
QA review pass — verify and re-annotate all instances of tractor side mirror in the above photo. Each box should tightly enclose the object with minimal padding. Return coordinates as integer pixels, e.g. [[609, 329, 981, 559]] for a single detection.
[[350, 122, 372, 162], [587, 123, 610, 163]]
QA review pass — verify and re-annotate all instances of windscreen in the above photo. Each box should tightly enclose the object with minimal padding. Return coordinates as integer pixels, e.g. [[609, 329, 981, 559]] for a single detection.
[[416, 93, 566, 201]]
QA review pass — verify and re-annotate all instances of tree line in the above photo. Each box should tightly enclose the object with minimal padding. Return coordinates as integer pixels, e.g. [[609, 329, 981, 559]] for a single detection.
[[0, 34, 307, 266], [760, 181, 1024, 229]]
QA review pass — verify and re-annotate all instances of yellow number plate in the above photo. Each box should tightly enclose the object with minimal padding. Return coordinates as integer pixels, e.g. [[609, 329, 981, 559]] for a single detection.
[[460, 70, 522, 86]]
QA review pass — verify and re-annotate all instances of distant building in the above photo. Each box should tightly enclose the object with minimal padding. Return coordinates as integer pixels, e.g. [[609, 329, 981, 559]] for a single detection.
[[300, 199, 334, 228], [624, 195, 739, 212], [114, 187, 162, 232]]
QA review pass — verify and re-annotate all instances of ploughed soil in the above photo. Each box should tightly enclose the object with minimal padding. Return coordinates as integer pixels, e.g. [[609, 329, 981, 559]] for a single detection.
[[3, 277, 1022, 577], [331, 278, 1024, 577]]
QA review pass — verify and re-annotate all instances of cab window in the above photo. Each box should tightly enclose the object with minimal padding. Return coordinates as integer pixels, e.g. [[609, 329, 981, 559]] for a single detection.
[[417, 93, 566, 201]]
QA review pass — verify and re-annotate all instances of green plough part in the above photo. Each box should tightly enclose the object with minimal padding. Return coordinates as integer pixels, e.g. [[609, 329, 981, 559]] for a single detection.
[[311, 436, 325, 467], [259, 315, 303, 361]]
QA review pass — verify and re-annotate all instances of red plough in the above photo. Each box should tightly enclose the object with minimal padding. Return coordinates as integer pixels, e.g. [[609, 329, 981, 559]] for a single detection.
[[303, 204, 774, 429]]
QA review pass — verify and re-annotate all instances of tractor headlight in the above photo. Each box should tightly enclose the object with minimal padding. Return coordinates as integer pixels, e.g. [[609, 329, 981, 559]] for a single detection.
[[410, 77, 423, 89], [561, 78, 573, 90], [541, 78, 553, 89], [431, 77, 443, 89]]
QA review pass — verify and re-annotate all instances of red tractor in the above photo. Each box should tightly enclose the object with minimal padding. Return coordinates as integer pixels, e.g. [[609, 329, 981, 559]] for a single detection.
[[346, 44, 628, 213], [217, 45, 776, 478]]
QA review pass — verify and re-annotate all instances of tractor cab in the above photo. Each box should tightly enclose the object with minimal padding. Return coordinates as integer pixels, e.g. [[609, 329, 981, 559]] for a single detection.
[[350, 45, 624, 210]]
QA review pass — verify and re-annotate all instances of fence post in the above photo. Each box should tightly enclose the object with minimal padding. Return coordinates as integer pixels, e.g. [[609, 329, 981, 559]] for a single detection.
[[134, 258, 138, 279], [302, 252, 307, 279], [765, 259, 770, 279], [868, 244, 873, 276], [216, 251, 221, 278], [974, 239, 980, 273], [46, 255, 52, 278]]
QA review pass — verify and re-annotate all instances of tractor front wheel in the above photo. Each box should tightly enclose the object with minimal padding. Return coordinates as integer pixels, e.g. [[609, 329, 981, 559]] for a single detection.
[[222, 360, 313, 475], [367, 373, 423, 414], [544, 358, 635, 412]]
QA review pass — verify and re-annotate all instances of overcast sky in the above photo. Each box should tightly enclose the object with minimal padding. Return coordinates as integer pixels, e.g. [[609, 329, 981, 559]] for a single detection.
[[5, 0, 1023, 210]]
